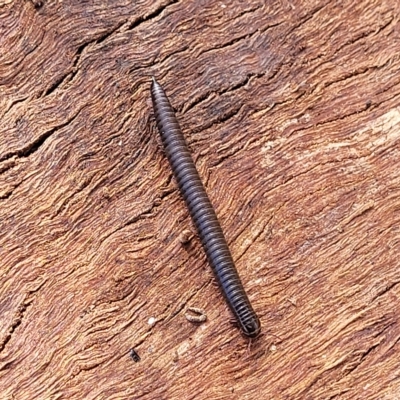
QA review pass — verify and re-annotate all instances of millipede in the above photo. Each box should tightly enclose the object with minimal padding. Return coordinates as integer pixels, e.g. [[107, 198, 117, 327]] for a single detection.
[[150, 77, 261, 338]]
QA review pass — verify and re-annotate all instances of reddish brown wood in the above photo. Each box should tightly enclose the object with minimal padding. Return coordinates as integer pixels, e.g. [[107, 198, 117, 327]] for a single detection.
[[0, 0, 400, 399]]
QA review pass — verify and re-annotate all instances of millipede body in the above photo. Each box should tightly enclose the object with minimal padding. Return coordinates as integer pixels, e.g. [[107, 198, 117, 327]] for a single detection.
[[150, 77, 261, 338]]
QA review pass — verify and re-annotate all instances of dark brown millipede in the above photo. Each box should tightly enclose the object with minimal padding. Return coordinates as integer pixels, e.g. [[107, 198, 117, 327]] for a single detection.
[[150, 77, 261, 338]]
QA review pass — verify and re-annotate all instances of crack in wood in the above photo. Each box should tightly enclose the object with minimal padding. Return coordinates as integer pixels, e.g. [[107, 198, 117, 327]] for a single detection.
[[0, 106, 84, 162], [0, 297, 34, 355]]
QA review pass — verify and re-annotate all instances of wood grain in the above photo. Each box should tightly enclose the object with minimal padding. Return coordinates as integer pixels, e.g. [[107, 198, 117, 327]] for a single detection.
[[0, 0, 399, 399]]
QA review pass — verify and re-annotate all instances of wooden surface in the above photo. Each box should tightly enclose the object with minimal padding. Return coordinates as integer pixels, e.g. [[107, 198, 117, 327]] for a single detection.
[[1, 1, 400, 399]]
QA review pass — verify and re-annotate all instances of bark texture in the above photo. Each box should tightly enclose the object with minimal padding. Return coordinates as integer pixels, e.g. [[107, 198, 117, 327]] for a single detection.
[[0, 0, 400, 399]]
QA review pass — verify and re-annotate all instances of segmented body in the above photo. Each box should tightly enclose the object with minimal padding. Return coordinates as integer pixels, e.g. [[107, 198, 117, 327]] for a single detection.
[[150, 78, 261, 338]]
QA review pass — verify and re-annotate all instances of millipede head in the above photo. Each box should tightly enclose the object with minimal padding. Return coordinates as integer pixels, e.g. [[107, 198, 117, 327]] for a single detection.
[[241, 318, 261, 339]]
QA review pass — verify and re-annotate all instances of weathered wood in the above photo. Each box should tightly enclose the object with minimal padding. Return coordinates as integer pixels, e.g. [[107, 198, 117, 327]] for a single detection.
[[0, 0, 399, 399]]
